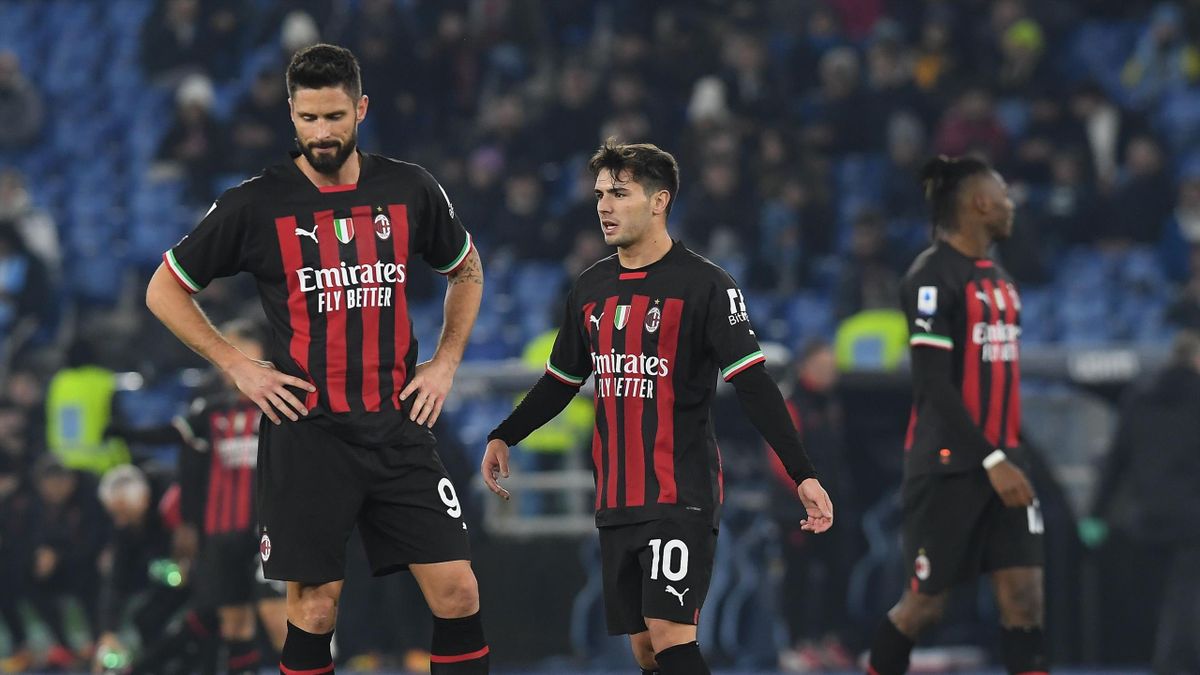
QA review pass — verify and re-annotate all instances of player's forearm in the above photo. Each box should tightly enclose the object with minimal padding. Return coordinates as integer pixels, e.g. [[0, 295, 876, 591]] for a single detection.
[[146, 264, 244, 372], [912, 348, 997, 464], [489, 373, 581, 445], [434, 248, 483, 366], [730, 364, 818, 483]]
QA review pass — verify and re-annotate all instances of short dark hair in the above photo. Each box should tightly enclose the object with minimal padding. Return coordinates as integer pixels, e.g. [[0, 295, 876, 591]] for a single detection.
[[286, 43, 362, 99], [920, 154, 993, 233], [588, 138, 680, 216]]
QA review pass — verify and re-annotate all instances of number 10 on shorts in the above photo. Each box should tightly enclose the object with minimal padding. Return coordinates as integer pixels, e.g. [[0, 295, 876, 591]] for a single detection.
[[649, 538, 689, 582]]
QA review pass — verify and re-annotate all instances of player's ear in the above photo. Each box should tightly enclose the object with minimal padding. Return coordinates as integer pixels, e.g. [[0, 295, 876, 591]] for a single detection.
[[652, 189, 671, 216], [357, 95, 369, 123]]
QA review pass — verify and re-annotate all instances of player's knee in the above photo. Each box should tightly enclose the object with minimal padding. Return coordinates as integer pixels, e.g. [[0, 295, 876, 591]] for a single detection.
[[294, 593, 338, 633], [891, 592, 946, 635], [999, 581, 1043, 627], [428, 572, 480, 618], [630, 632, 657, 670]]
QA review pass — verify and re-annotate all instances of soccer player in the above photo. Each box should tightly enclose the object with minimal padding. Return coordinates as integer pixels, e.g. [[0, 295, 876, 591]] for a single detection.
[[174, 319, 281, 673], [482, 140, 833, 675], [865, 155, 1047, 675], [146, 44, 490, 674]]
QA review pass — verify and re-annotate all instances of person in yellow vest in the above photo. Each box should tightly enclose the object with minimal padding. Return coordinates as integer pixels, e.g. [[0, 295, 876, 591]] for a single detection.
[[46, 338, 129, 475], [516, 328, 593, 514]]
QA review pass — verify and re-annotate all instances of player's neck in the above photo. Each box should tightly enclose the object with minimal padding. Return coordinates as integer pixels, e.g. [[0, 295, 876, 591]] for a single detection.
[[617, 230, 672, 269], [295, 152, 361, 188], [940, 227, 991, 260]]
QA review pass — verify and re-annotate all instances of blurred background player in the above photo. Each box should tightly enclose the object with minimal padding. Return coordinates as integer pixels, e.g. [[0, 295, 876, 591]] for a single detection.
[[866, 155, 1047, 675]]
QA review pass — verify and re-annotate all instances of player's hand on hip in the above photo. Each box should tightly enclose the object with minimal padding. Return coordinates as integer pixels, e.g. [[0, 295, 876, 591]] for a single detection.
[[399, 358, 457, 427], [481, 439, 511, 500], [796, 478, 833, 533], [986, 460, 1035, 507], [226, 357, 314, 425]]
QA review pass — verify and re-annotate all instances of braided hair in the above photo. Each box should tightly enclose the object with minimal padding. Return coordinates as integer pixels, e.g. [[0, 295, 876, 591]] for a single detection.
[[920, 155, 993, 235]]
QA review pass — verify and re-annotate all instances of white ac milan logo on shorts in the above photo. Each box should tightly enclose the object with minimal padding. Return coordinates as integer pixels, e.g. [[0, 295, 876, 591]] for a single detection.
[[374, 213, 391, 240], [645, 306, 661, 333], [914, 552, 930, 580], [260, 533, 272, 562]]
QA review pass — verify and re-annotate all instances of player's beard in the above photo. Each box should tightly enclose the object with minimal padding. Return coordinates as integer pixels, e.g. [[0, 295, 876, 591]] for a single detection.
[[299, 129, 358, 175], [988, 212, 1015, 241]]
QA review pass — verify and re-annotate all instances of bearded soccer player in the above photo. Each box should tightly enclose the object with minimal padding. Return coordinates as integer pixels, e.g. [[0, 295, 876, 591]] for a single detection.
[[146, 44, 490, 674], [482, 140, 833, 675], [865, 156, 1047, 675]]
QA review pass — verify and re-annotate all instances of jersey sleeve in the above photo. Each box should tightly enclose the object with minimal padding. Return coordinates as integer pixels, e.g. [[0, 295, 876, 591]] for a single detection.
[[414, 167, 474, 275], [901, 265, 958, 351], [705, 272, 766, 381], [163, 191, 249, 293], [545, 286, 593, 387]]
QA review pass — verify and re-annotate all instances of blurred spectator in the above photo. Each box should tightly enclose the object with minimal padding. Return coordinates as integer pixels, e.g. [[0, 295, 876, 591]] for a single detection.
[[1099, 134, 1173, 244], [493, 167, 553, 260], [770, 340, 856, 671], [347, 0, 422, 155], [833, 209, 901, 320], [542, 61, 603, 161], [0, 453, 36, 672], [228, 68, 293, 173], [139, 0, 206, 83], [933, 86, 1009, 161], [0, 50, 43, 149], [757, 170, 836, 293], [912, 12, 958, 96], [789, 3, 846, 94], [1166, 246, 1200, 330], [1121, 2, 1200, 110], [280, 10, 320, 58], [1042, 151, 1098, 246], [157, 74, 223, 206], [1163, 163, 1200, 282], [1069, 83, 1143, 191], [800, 46, 879, 155], [1007, 93, 1086, 186], [94, 465, 189, 672], [455, 146, 504, 252], [682, 157, 746, 255], [0, 169, 60, 277], [422, 8, 482, 138], [0, 221, 52, 342], [718, 30, 783, 123], [882, 112, 929, 222], [865, 20, 928, 127], [476, 92, 545, 165], [994, 18, 1053, 96], [28, 456, 108, 669], [1088, 330, 1200, 674]]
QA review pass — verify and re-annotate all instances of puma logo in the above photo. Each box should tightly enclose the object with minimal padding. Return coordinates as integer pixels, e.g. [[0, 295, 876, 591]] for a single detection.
[[665, 585, 689, 606], [295, 225, 318, 243], [915, 318, 933, 332], [589, 313, 603, 331]]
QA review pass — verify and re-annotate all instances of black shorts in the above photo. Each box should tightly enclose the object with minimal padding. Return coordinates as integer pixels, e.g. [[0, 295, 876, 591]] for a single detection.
[[598, 516, 717, 635], [193, 532, 258, 608], [902, 469, 1044, 595], [257, 416, 471, 584]]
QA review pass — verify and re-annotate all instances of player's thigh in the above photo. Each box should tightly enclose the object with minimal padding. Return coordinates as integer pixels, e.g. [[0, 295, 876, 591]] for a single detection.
[[599, 524, 651, 636], [258, 419, 365, 583], [645, 617, 698, 653], [356, 444, 471, 576], [901, 471, 993, 595], [637, 517, 717, 627], [982, 491, 1045, 574]]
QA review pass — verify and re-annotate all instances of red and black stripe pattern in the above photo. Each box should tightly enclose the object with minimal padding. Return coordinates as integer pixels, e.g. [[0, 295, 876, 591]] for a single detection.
[[203, 404, 261, 536]]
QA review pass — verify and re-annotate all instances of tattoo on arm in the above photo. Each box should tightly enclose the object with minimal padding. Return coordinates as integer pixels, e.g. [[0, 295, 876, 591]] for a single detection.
[[448, 250, 483, 286]]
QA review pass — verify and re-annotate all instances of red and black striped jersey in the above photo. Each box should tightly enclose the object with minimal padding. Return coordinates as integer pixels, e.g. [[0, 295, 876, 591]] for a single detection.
[[547, 242, 767, 527], [901, 241, 1022, 475], [164, 152, 474, 440], [176, 394, 262, 536]]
